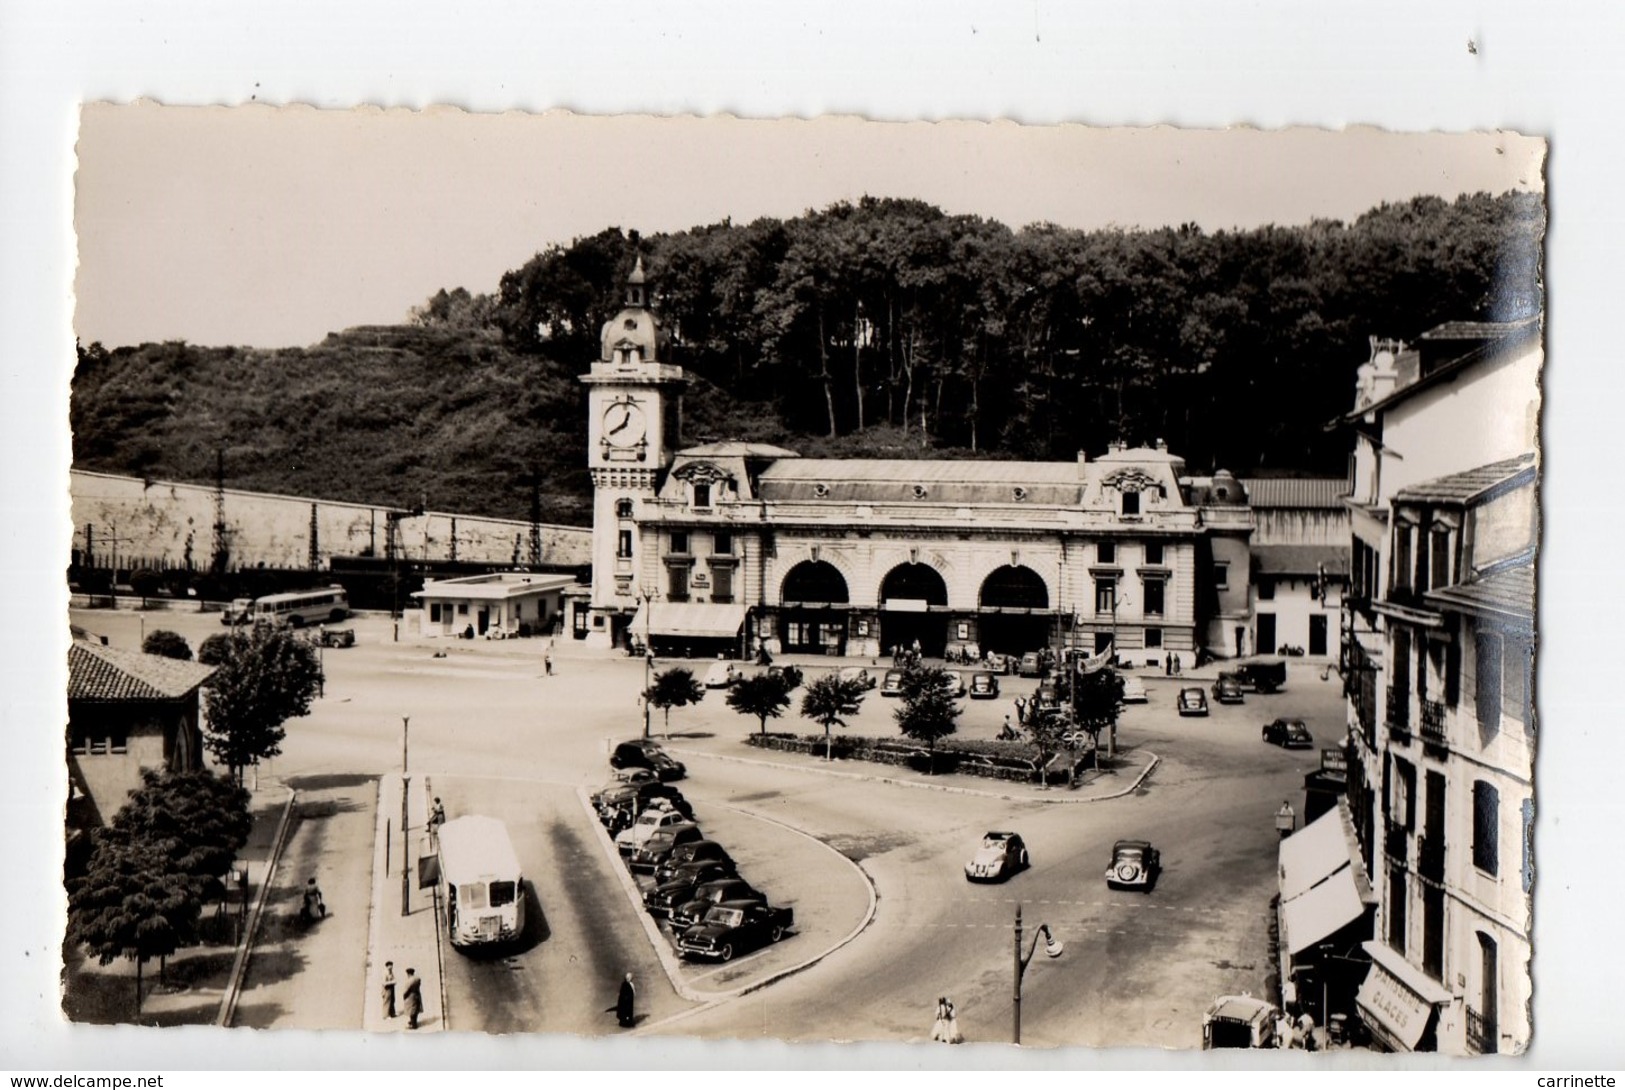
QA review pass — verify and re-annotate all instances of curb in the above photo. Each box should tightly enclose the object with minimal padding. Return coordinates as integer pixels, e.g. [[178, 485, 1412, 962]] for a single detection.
[[662, 746, 1162, 805], [218, 786, 298, 1027]]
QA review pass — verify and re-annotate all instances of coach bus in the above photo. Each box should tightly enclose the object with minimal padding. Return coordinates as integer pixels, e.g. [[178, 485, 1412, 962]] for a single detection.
[[251, 585, 350, 628], [437, 815, 526, 949]]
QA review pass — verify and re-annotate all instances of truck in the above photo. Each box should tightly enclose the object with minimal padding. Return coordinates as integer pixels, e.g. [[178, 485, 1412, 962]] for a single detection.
[[675, 900, 794, 962]]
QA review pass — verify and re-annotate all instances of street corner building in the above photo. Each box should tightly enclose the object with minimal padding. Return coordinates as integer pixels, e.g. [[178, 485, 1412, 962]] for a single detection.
[[577, 260, 1258, 665]]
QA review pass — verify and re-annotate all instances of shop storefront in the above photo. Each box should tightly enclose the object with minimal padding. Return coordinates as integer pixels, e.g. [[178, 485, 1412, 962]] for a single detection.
[[1355, 939, 1454, 1052]]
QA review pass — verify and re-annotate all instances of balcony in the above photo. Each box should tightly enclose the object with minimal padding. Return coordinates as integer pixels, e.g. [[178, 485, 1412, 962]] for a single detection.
[[1384, 819, 1410, 864], [1420, 698, 1447, 757], [1418, 833, 1445, 882], [1466, 1006, 1498, 1055], [1386, 685, 1412, 744]]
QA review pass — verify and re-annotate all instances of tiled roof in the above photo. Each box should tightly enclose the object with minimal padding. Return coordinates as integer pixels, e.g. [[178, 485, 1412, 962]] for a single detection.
[[1395, 453, 1537, 505], [1240, 479, 1350, 509], [1335, 319, 1541, 423], [68, 641, 215, 702], [1253, 545, 1350, 577], [1425, 561, 1535, 622], [757, 458, 1085, 505], [1420, 319, 1540, 342]]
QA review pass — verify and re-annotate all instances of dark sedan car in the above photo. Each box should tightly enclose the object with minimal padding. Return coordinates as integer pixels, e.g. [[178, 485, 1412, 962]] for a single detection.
[[671, 877, 766, 931], [676, 900, 793, 962], [610, 740, 687, 782], [1105, 838, 1161, 891], [1262, 717, 1314, 748], [643, 859, 737, 918], [1211, 674, 1245, 704], [880, 670, 906, 697], [969, 671, 1000, 699], [1177, 687, 1209, 717], [654, 839, 734, 884]]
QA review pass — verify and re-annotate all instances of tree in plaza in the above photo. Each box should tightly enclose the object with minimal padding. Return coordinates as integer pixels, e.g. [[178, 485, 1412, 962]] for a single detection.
[[108, 769, 252, 904], [1023, 705, 1075, 784], [644, 667, 705, 739], [196, 632, 235, 666], [894, 680, 961, 770], [1071, 667, 1127, 760], [799, 672, 868, 761], [66, 834, 201, 1013], [140, 629, 193, 661], [200, 625, 322, 784], [726, 673, 794, 739]]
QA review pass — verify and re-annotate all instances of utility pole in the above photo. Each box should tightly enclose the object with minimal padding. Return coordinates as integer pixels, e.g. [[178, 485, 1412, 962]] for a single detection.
[[401, 717, 411, 917], [528, 471, 543, 569], [210, 448, 230, 576], [308, 503, 320, 572]]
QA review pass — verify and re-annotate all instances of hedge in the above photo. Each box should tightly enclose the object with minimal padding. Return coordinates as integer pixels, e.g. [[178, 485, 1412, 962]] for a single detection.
[[745, 732, 1099, 784]]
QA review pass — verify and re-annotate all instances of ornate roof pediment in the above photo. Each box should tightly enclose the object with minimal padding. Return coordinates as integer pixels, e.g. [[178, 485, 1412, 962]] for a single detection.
[[1102, 468, 1161, 493], [673, 461, 732, 486]]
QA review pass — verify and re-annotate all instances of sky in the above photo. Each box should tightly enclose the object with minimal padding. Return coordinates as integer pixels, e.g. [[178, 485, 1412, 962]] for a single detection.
[[73, 107, 1544, 349]]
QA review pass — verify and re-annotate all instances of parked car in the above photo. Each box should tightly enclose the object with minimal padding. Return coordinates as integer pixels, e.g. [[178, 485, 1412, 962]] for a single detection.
[[1262, 717, 1314, 749], [1211, 674, 1245, 704], [614, 801, 691, 855], [654, 839, 734, 884], [837, 666, 876, 690], [969, 671, 1000, 699], [880, 670, 906, 697], [766, 665, 803, 690], [1104, 838, 1161, 891], [1018, 651, 1043, 678], [1119, 676, 1148, 704], [941, 672, 966, 698], [703, 660, 740, 689], [597, 781, 693, 828], [643, 859, 737, 918], [220, 598, 255, 625], [610, 740, 686, 782], [1202, 994, 1280, 1049], [630, 822, 704, 872], [671, 877, 765, 930], [1176, 687, 1209, 717], [964, 831, 1030, 883], [676, 900, 794, 962], [1235, 658, 1287, 694]]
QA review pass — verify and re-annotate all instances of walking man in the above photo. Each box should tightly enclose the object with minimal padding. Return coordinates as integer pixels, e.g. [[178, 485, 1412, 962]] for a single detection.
[[544, 650, 554, 676], [381, 961, 397, 1019], [402, 967, 423, 1029]]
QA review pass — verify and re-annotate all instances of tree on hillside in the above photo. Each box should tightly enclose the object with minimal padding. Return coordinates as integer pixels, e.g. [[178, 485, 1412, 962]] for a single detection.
[[141, 630, 193, 661], [726, 673, 794, 738], [800, 673, 868, 761], [67, 835, 200, 1014], [644, 667, 705, 739], [201, 626, 322, 784]]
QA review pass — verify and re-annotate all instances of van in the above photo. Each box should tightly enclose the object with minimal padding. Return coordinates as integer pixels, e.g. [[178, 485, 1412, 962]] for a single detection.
[[1201, 995, 1279, 1049]]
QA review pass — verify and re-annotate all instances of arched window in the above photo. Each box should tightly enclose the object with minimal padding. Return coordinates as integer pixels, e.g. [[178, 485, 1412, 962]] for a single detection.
[[978, 565, 1050, 610], [782, 560, 850, 604]]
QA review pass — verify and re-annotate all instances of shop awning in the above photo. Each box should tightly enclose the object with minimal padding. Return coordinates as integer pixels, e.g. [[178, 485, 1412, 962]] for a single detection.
[[1356, 940, 1454, 1052], [1281, 864, 1368, 955], [1279, 807, 1354, 901], [633, 602, 748, 639]]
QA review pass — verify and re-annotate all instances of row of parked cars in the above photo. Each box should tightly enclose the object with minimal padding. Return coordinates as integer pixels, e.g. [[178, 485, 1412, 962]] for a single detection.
[[592, 741, 794, 964]]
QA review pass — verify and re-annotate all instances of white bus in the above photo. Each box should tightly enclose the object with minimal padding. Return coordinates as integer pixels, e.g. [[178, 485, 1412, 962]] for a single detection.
[[251, 585, 349, 627], [437, 815, 526, 948]]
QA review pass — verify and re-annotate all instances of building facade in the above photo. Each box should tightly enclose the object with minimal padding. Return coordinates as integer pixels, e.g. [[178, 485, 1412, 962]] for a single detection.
[[1334, 320, 1540, 1054], [578, 266, 1255, 661], [411, 571, 576, 637], [1242, 478, 1350, 659]]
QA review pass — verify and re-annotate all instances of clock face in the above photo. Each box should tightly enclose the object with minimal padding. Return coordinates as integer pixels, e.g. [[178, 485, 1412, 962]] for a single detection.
[[603, 400, 647, 447]]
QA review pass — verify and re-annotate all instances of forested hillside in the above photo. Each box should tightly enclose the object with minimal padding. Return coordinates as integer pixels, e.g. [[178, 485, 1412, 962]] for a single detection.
[[71, 191, 1543, 525]]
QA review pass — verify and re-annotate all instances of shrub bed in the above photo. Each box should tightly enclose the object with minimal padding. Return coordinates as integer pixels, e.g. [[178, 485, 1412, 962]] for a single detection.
[[745, 732, 1098, 784]]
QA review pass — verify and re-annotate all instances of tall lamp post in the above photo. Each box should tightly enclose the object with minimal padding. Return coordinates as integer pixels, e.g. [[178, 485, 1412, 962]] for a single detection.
[[400, 716, 411, 917], [639, 587, 656, 739], [1012, 904, 1064, 1044]]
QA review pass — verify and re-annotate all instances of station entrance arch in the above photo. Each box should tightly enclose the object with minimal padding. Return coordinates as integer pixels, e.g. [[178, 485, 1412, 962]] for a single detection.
[[780, 560, 851, 655], [878, 563, 949, 657], [977, 564, 1053, 654]]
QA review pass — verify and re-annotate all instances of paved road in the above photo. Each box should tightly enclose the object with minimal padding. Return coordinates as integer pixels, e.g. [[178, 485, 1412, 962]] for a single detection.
[[74, 608, 1341, 1046]]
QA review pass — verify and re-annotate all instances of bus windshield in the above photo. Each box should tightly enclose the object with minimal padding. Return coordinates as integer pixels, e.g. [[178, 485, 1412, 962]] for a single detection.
[[489, 880, 518, 907], [462, 882, 488, 910]]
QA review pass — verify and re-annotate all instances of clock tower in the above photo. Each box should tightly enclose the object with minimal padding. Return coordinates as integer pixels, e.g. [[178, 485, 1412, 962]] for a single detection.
[[580, 257, 686, 646]]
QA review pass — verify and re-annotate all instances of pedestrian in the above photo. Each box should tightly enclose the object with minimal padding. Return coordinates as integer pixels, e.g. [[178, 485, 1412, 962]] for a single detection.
[[1165, 652, 1172, 676], [428, 797, 446, 841], [381, 961, 397, 1019], [1298, 1011, 1318, 1051], [1173, 653, 1183, 675], [402, 967, 423, 1029], [544, 650, 554, 676], [930, 996, 963, 1043], [302, 877, 326, 921], [610, 972, 636, 1028], [1275, 1010, 1296, 1049]]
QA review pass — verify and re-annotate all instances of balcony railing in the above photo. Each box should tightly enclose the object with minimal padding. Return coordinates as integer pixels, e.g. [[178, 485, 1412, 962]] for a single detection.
[[1386, 685, 1412, 743], [1418, 833, 1445, 882], [1466, 1006, 1498, 1055], [1420, 698, 1446, 740]]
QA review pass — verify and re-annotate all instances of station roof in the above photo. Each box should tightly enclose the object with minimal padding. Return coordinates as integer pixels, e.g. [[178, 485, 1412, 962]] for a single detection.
[[1240, 478, 1350, 509], [68, 641, 216, 703]]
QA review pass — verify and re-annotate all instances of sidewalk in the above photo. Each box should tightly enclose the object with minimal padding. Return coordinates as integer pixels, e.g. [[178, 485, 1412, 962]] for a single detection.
[[229, 775, 378, 1029], [360, 773, 446, 1033]]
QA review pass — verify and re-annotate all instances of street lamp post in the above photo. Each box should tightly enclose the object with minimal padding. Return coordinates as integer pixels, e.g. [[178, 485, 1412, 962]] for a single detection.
[[1012, 904, 1064, 1045], [400, 716, 410, 917]]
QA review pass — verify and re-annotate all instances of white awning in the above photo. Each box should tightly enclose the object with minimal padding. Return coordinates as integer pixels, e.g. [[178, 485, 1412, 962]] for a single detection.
[[635, 602, 748, 639], [1278, 807, 1354, 901], [1356, 940, 1453, 1051], [1281, 864, 1367, 955]]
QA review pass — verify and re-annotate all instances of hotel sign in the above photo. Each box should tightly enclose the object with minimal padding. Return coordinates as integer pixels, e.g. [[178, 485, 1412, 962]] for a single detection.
[[1321, 748, 1347, 774]]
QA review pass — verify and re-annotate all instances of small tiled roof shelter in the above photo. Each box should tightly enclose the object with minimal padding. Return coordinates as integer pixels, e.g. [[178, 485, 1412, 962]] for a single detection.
[[67, 641, 216, 829]]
